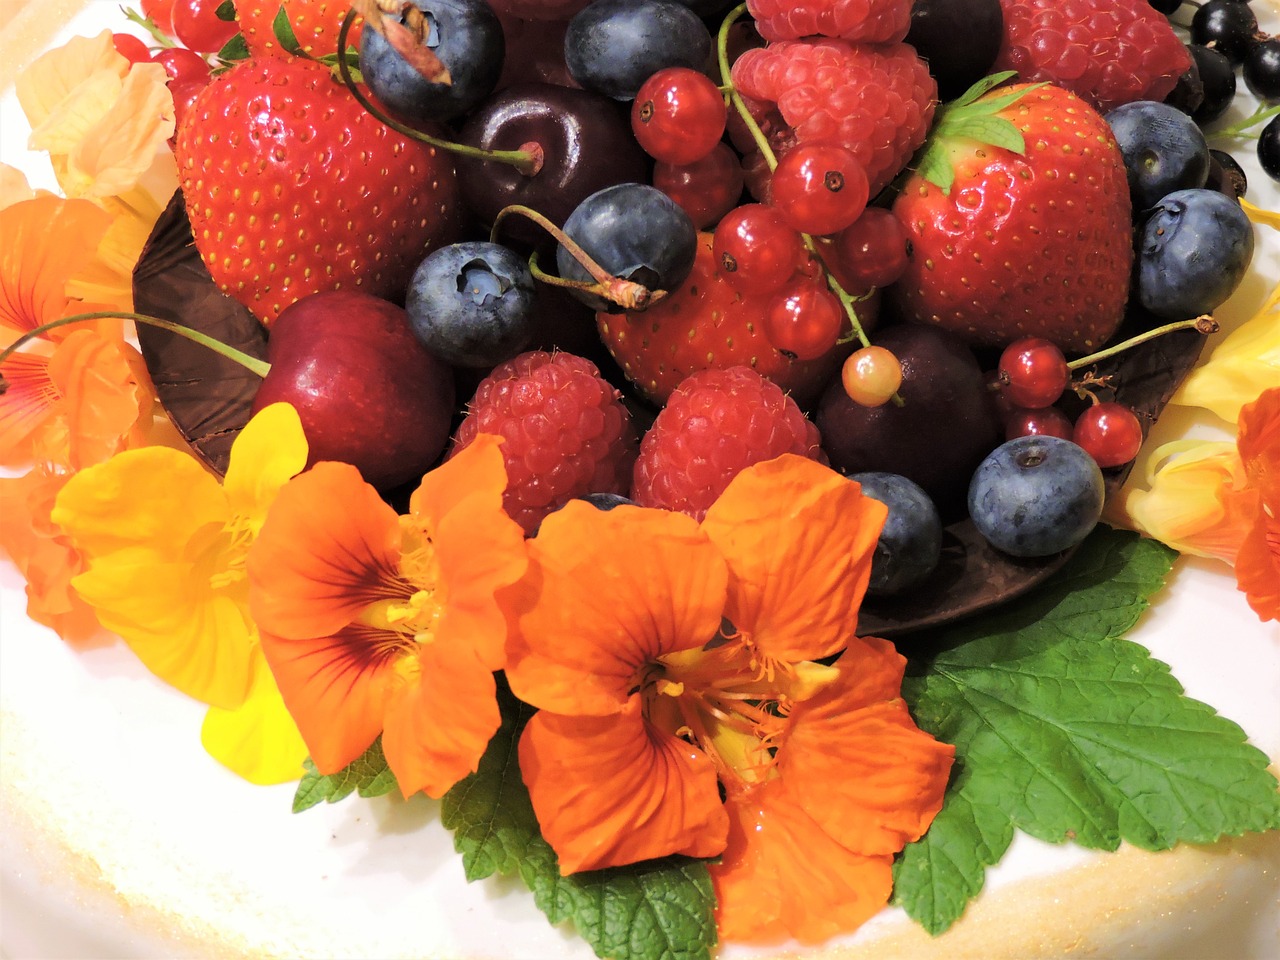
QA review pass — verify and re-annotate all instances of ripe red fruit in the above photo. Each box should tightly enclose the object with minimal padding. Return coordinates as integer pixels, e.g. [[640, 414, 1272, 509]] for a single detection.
[[596, 233, 858, 408], [994, 0, 1192, 113], [712, 203, 804, 295], [153, 46, 211, 87], [172, 0, 238, 52], [236, 0, 363, 58], [631, 366, 826, 521], [770, 142, 869, 236], [451, 351, 639, 535], [831, 207, 909, 294], [764, 281, 845, 360], [653, 143, 745, 230], [998, 337, 1071, 408], [891, 84, 1132, 353], [842, 345, 902, 407], [112, 33, 152, 64], [631, 67, 727, 166], [1073, 402, 1144, 467], [746, 0, 913, 43], [174, 56, 464, 326], [1005, 406, 1073, 441]]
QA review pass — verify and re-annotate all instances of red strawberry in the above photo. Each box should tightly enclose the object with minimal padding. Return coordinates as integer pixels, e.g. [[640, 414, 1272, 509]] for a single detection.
[[745, 0, 913, 43], [451, 351, 639, 535], [174, 56, 463, 326], [730, 39, 936, 197], [889, 82, 1133, 354], [236, 0, 363, 59], [632, 366, 825, 521], [993, 0, 1192, 113], [597, 234, 864, 409]]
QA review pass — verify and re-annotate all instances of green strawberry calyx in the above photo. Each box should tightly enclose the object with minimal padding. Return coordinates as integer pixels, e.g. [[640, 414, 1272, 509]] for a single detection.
[[915, 72, 1049, 195]]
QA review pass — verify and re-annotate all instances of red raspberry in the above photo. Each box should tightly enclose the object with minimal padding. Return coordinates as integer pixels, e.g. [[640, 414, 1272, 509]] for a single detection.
[[632, 366, 825, 521], [746, 0, 912, 44], [993, 0, 1192, 113], [452, 352, 638, 535], [731, 39, 936, 196]]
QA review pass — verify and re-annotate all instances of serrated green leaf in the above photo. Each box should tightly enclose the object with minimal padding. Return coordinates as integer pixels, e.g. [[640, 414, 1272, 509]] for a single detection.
[[216, 0, 236, 21], [292, 738, 398, 813], [916, 146, 956, 194], [272, 5, 305, 55], [949, 70, 1018, 108], [893, 527, 1280, 935], [938, 115, 1026, 155], [442, 680, 717, 960], [216, 33, 250, 65]]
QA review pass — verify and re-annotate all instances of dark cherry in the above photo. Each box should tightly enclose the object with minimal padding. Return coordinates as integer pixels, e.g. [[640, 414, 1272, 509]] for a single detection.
[[456, 82, 649, 250], [906, 0, 1004, 101]]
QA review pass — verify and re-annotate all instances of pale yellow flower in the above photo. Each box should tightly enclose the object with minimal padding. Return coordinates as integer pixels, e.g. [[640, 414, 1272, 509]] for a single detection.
[[0, 163, 40, 210], [1173, 283, 1280, 424], [51, 404, 311, 783]]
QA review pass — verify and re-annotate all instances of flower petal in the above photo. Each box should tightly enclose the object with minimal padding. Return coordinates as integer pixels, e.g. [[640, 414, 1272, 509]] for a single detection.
[[0, 346, 56, 464], [47, 329, 150, 469], [504, 501, 728, 717], [222, 402, 310, 532], [519, 696, 728, 874], [701, 455, 886, 662], [409, 433, 525, 672], [16, 31, 126, 134], [1236, 388, 1280, 621], [381, 642, 501, 798], [778, 637, 955, 855], [1174, 284, 1280, 423], [201, 651, 309, 784], [713, 779, 893, 944]]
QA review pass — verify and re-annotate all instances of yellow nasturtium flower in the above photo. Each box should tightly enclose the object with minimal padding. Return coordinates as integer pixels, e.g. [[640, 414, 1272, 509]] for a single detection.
[[51, 403, 310, 783], [1173, 283, 1280, 424]]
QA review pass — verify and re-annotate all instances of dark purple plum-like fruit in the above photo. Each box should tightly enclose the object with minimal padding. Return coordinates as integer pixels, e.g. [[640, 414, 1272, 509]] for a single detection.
[[816, 323, 1001, 517], [906, 0, 1004, 101], [251, 291, 455, 490], [456, 82, 649, 250]]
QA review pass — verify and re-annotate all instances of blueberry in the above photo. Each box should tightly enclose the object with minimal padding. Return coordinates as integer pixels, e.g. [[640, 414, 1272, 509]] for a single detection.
[[1106, 101, 1209, 212], [405, 242, 537, 367], [968, 437, 1104, 559], [1137, 188, 1254, 319], [556, 183, 698, 312], [564, 0, 712, 101], [359, 0, 503, 122], [851, 472, 943, 596]]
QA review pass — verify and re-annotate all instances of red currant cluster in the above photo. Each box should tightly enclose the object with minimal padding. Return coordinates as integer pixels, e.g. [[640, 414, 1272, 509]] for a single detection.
[[113, 0, 224, 130], [995, 337, 1144, 468]]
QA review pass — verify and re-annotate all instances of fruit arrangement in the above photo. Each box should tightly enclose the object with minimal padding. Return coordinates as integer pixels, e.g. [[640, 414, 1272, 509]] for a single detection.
[[2, 0, 1279, 957]]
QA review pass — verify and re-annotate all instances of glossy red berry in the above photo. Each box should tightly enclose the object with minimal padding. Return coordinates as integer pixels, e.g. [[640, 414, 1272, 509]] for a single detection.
[[842, 345, 902, 407], [1073, 402, 1144, 467], [153, 46, 212, 86], [832, 207, 909, 293], [770, 142, 870, 236], [141, 0, 177, 36], [765, 281, 845, 360], [997, 337, 1071, 409], [171, 0, 238, 52], [112, 33, 152, 64], [631, 67, 728, 166], [712, 203, 804, 295], [1005, 406, 1073, 442], [653, 142, 744, 230]]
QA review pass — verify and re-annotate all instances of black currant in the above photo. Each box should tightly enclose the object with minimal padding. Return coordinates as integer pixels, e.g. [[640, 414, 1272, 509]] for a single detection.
[[1244, 38, 1280, 101], [1190, 0, 1262, 66], [1206, 149, 1249, 200], [1148, 0, 1182, 14], [905, 0, 1004, 102], [1258, 114, 1280, 182], [1188, 44, 1238, 125]]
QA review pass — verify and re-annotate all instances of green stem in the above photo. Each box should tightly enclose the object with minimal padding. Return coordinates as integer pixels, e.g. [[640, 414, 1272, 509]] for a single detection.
[[0, 312, 271, 381], [1066, 315, 1217, 371], [1208, 101, 1280, 142], [335, 10, 542, 176], [120, 7, 177, 49]]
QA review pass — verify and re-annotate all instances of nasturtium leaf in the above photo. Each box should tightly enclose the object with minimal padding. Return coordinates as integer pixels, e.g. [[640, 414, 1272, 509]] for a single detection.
[[292, 738, 398, 813], [893, 527, 1280, 935], [442, 680, 718, 960]]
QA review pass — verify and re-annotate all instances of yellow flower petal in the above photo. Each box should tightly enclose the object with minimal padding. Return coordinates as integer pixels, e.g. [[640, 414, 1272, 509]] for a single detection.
[[222, 402, 310, 531], [16, 31, 125, 133], [0, 163, 38, 210], [1242, 198, 1280, 230], [201, 652, 309, 785], [28, 67, 129, 158], [1174, 284, 1280, 423]]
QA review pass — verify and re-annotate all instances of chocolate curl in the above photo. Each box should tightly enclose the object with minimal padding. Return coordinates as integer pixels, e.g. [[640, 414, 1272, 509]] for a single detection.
[[352, 0, 452, 86]]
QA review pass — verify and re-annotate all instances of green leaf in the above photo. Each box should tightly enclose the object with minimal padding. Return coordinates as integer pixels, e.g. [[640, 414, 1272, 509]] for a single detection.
[[893, 527, 1280, 935], [216, 32, 251, 65], [215, 0, 237, 21], [938, 115, 1026, 155], [442, 679, 718, 960], [949, 70, 1018, 108], [272, 5, 305, 56], [292, 738, 399, 813]]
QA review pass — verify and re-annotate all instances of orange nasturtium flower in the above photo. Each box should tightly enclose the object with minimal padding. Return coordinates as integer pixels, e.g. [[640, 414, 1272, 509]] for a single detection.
[[51, 403, 310, 783], [1235, 388, 1280, 620], [246, 434, 528, 799], [502, 455, 955, 943]]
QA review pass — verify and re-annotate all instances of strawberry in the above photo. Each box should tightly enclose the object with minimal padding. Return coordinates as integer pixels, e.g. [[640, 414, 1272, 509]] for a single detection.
[[174, 55, 463, 326], [596, 234, 863, 409], [888, 80, 1133, 355], [236, 0, 363, 59]]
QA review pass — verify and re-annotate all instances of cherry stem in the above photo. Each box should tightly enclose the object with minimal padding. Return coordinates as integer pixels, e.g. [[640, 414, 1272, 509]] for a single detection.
[[121, 8, 177, 49], [492, 204, 662, 311], [1066, 315, 1217, 371], [714, 3, 872, 352], [335, 10, 542, 176], [0, 312, 271, 390]]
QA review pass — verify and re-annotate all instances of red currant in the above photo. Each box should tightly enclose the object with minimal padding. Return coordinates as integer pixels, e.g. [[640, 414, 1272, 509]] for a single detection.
[[997, 337, 1071, 409], [652, 142, 744, 230], [1073, 402, 1144, 467], [770, 143, 869, 236], [153, 47, 212, 86], [765, 281, 845, 360], [712, 203, 804, 295], [1005, 406, 1073, 442], [171, 0, 238, 53], [832, 207, 909, 293], [842, 345, 903, 407], [112, 33, 152, 64], [141, 0, 178, 37], [631, 67, 727, 166]]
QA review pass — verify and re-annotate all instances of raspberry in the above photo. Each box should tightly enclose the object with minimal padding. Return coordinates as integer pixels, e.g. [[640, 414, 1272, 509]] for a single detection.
[[745, 0, 913, 44], [632, 367, 826, 521], [731, 39, 936, 196], [452, 352, 639, 535], [993, 0, 1193, 113]]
